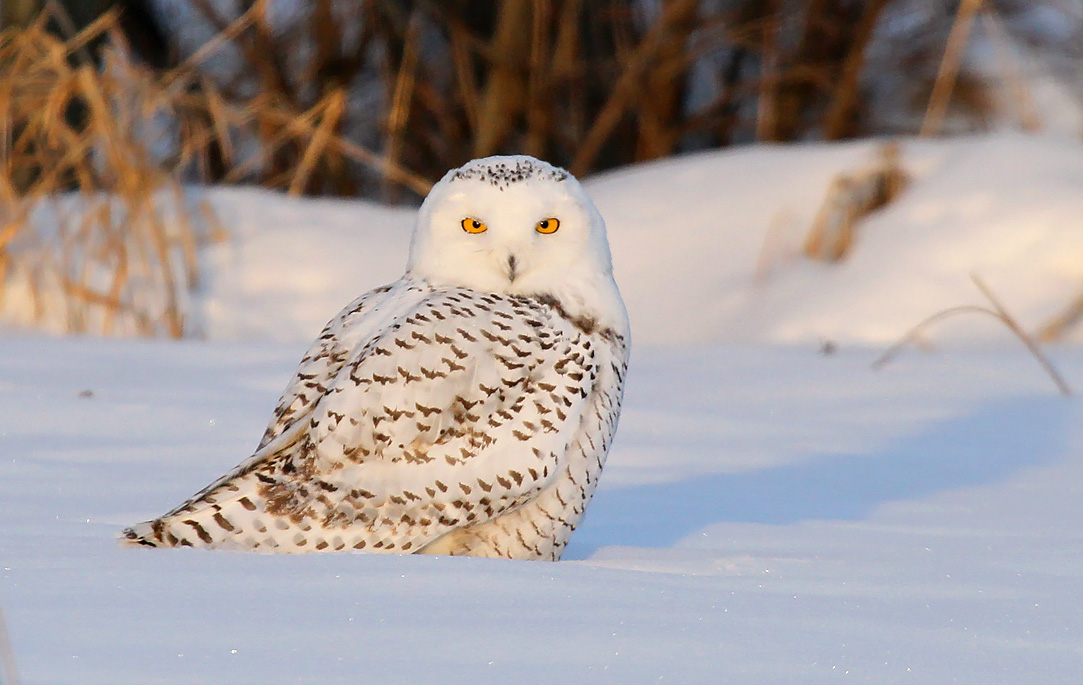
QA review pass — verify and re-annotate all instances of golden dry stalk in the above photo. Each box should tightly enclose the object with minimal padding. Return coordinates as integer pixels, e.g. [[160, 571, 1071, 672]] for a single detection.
[[0, 9, 211, 337], [0, 5, 427, 337], [803, 141, 908, 263]]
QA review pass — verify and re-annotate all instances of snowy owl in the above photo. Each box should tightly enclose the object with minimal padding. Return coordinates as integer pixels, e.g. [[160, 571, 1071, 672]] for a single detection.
[[122, 155, 629, 561]]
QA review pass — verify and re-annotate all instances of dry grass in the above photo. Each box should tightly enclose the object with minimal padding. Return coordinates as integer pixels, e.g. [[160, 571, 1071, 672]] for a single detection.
[[918, 0, 1042, 137], [0, 3, 429, 337], [0, 7, 206, 336], [804, 141, 908, 262], [873, 274, 1072, 397], [161, 0, 929, 196], [920, 0, 986, 137]]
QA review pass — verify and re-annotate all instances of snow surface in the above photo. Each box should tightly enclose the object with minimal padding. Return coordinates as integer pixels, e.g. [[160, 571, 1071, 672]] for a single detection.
[[3, 133, 1083, 682], [2, 338, 1082, 683]]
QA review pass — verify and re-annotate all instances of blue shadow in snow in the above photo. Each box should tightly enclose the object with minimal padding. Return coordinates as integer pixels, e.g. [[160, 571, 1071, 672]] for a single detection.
[[568, 396, 1070, 555]]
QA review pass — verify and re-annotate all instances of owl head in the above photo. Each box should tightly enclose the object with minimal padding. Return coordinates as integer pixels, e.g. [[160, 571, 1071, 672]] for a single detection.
[[407, 155, 626, 332]]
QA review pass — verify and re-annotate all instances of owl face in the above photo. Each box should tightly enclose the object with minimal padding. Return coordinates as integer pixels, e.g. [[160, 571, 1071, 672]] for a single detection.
[[407, 156, 616, 300]]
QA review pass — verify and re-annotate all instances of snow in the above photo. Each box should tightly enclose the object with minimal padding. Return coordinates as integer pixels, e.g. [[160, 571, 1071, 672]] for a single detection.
[[3, 338, 1081, 682], [3, 132, 1083, 682], [196, 192, 413, 341]]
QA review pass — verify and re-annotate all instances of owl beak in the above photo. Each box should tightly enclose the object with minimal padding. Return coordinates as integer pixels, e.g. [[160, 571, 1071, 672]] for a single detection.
[[506, 254, 519, 283]]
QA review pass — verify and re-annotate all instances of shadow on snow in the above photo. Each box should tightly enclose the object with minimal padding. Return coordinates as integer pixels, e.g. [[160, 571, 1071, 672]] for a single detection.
[[567, 396, 1070, 556]]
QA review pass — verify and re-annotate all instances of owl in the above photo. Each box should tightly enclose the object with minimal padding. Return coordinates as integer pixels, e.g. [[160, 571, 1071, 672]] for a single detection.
[[121, 155, 629, 561]]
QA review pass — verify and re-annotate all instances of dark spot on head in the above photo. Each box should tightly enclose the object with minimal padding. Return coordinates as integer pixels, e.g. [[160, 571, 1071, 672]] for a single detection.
[[451, 157, 570, 189]]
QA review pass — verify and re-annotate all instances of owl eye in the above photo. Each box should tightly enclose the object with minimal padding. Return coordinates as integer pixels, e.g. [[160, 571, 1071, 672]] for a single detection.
[[536, 218, 560, 234], [461, 217, 487, 234]]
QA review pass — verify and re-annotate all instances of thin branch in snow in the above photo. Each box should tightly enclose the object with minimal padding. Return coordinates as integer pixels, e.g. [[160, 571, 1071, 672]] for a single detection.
[[873, 274, 1072, 397]]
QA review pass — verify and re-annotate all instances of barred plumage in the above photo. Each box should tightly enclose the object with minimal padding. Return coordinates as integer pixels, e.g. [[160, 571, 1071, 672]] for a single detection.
[[122, 155, 629, 560]]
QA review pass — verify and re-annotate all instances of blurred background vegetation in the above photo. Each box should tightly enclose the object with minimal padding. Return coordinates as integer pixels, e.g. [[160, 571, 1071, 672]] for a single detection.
[[3, 0, 1080, 202], [0, 0, 1080, 337]]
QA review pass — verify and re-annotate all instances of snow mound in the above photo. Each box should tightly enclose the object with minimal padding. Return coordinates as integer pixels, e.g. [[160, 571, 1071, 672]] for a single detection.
[[597, 134, 1083, 346], [194, 133, 1083, 347]]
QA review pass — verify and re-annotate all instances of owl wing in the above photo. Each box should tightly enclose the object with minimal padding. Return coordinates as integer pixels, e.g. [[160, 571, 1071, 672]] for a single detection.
[[122, 287, 597, 553], [256, 282, 407, 450]]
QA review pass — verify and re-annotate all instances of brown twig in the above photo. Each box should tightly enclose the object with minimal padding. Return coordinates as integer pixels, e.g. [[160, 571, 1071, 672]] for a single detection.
[[821, 0, 891, 140], [382, 12, 422, 200], [755, 1, 781, 142], [290, 89, 346, 196], [920, 0, 984, 137]]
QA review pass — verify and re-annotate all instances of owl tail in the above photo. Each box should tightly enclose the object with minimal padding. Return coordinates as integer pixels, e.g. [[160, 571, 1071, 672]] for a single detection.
[[120, 419, 313, 550], [119, 520, 161, 547], [118, 477, 263, 549], [120, 507, 231, 548]]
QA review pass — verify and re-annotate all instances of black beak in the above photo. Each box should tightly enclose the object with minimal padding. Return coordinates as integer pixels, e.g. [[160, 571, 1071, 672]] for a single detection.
[[507, 254, 518, 282]]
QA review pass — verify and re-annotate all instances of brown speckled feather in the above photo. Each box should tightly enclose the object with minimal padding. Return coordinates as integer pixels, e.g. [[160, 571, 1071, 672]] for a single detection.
[[122, 281, 627, 559]]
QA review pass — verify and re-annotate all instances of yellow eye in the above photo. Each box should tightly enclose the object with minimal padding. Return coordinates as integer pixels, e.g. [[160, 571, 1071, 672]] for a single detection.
[[461, 217, 487, 234], [536, 218, 560, 234]]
